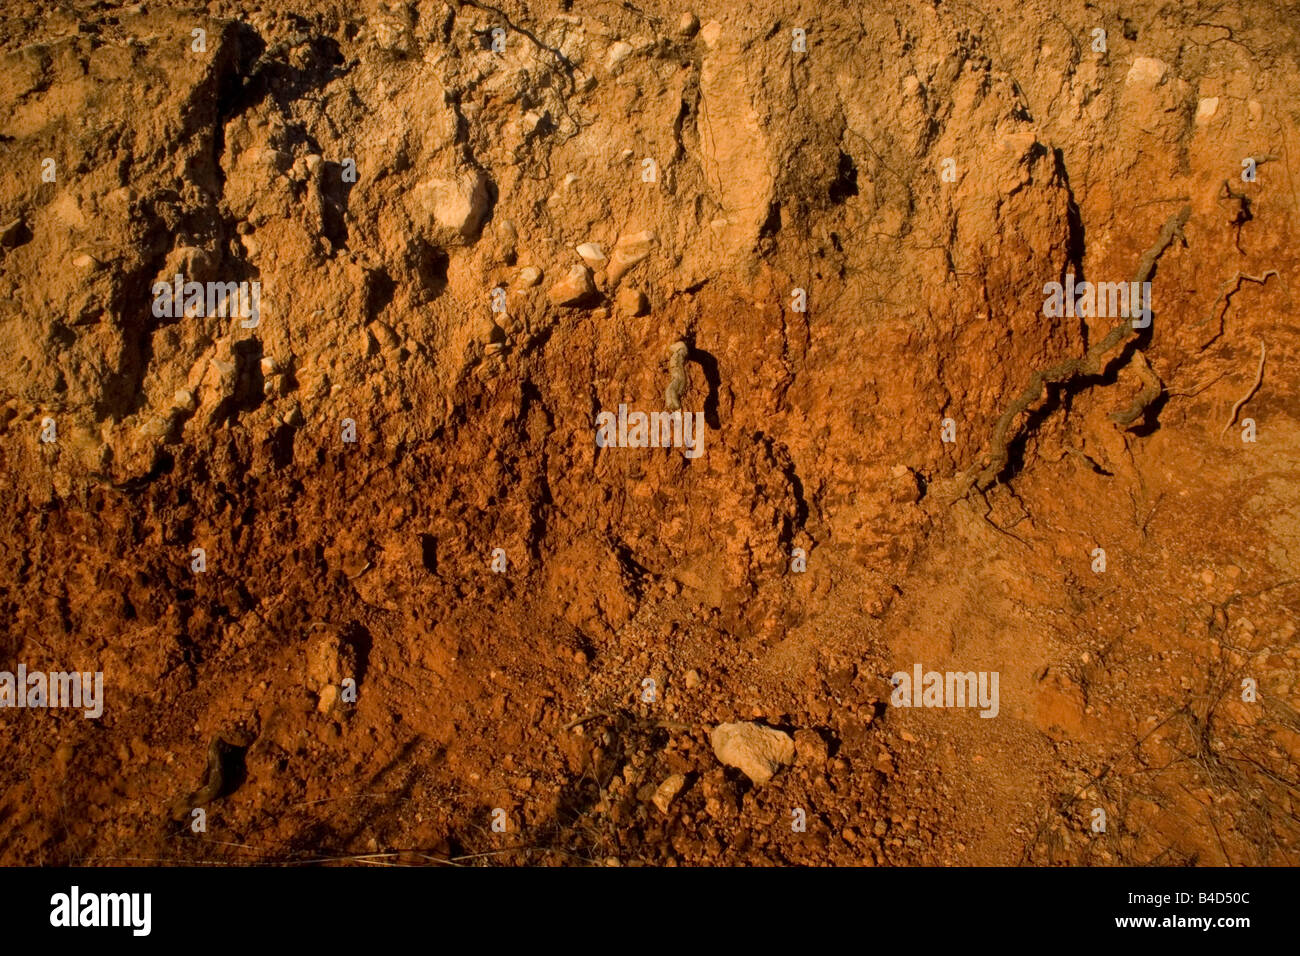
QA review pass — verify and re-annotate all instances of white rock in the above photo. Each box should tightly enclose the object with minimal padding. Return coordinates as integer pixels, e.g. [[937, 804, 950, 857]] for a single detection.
[[138, 415, 170, 439], [709, 722, 795, 786], [606, 230, 656, 285], [521, 110, 547, 136], [1195, 97, 1219, 125], [606, 40, 633, 70], [1125, 56, 1168, 88], [516, 266, 542, 287], [652, 774, 687, 814], [575, 242, 607, 268], [496, 218, 518, 262], [413, 169, 491, 245]]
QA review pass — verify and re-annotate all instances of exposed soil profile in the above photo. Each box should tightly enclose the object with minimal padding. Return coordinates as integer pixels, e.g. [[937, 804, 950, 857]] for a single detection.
[[1, 0, 1298, 867]]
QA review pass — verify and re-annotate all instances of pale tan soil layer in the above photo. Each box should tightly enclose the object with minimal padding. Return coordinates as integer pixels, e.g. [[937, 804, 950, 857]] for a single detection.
[[1, 0, 1298, 865]]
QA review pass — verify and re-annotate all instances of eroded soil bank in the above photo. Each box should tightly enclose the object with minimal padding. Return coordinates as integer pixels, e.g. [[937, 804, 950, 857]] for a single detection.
[[1, 0, 1298, 865]]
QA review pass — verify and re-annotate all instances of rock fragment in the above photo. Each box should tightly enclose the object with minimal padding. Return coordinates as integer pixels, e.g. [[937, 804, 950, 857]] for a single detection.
[[520, 111, 548, 139], [606, 230, 655, 285], [516, 265, 542, 287], [652, 774, 687, 814], [172, 389, 197, 413], [575, 242, 607, 270], [709, 721, 796, 785], [496, 218, 518, 264], [306, 629, 358, 715], [606, 41, 633, 70], [1125, 56, 1168, 88], [413, 169, 491, 245], [547, 264, 597, 307]]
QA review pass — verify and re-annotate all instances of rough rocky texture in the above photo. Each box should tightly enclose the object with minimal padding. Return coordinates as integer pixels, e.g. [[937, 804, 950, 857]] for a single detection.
[[547, 263, 597, 307], [710, 722, 796, 785], [651, 773, 687, 814], [0, 0, 1298, 867]]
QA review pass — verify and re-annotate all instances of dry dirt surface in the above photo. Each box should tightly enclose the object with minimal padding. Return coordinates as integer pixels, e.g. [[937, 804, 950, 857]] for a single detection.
[[1, 0, 1298, 867]]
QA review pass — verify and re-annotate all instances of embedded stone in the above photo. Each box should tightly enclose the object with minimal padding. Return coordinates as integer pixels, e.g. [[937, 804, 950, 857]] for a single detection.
[[710, 721, 796, 785]]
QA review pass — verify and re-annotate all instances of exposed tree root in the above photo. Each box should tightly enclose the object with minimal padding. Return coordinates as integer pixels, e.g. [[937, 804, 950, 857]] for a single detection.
[[664, 340, 689, 411], [1108, 350, 1163, 427], [1193, 269, 1279, 342], [1222, 340, 1266, 435], [950, 206, 1191, 501]]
